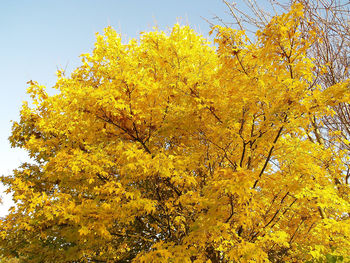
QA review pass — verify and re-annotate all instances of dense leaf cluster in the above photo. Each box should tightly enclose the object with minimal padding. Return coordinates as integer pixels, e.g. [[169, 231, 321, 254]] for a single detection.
[[1, 4, 349, 262]]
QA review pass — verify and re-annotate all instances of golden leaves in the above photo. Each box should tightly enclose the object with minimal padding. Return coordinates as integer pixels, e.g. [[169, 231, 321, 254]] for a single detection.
[[1, 4, 350, 263]]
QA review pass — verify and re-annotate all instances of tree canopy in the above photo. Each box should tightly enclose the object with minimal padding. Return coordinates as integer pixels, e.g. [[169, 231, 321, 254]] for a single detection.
[[1, 4, 350, 262]]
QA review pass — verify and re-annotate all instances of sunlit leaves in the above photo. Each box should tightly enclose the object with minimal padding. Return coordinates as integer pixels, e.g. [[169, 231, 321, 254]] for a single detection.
[[1, 3, 350, 263]]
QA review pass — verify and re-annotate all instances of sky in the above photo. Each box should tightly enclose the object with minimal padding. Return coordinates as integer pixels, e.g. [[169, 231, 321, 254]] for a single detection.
[[0, 0, 240, 216]]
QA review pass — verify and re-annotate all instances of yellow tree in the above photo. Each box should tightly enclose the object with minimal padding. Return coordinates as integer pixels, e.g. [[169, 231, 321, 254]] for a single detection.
[[1, 4, 349, 262]]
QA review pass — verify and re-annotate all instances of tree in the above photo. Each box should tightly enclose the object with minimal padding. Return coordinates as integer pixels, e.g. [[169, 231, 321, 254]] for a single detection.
[[1, 4, 350, 262], [222, 0, 350, 183]]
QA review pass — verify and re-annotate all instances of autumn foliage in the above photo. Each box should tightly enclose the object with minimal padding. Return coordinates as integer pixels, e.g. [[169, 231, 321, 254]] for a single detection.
[[1, 4, 350, 262]]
